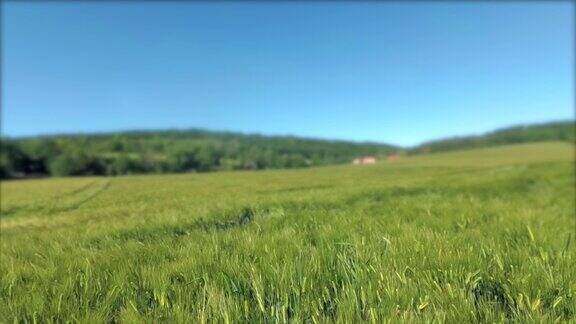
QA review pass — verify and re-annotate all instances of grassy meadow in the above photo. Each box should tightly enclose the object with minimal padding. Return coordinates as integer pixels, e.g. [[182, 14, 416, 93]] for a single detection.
[[1, 142, 575, 322]]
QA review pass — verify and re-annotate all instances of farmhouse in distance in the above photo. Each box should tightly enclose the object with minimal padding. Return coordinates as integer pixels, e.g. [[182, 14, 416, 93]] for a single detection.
[[352, 155, 377, 165]]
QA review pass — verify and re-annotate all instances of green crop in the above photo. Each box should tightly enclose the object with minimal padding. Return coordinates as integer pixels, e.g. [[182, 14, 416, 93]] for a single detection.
[[1, 142, 574, 322]]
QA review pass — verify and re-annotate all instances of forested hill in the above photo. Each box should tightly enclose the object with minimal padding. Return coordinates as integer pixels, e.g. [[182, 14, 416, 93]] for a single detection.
[[411, 121, 575, 154], [0, 130, 398, 178], [2, 121, 573, 179]]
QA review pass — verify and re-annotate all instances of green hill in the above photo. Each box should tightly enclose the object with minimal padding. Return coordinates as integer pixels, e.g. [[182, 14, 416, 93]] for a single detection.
[[412, 121, 574, 154], [0, 130, 397, 179], [2, 121, 574, 179], [1, 142, 574, 322]]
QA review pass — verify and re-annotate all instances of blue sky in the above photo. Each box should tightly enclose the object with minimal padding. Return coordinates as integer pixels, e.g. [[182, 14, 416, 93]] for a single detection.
[[2, 2, 573, 146]]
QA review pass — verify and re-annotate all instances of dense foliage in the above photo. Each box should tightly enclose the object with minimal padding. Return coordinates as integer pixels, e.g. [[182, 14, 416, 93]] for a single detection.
[[411, 121, 575, 154], [2, 121, 573, 179], [1, 143, 574, 322], [0, 130, 396, 178]]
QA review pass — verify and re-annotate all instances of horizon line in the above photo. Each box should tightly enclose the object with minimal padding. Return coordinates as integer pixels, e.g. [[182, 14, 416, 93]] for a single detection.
[[1, 118, 573, 148]]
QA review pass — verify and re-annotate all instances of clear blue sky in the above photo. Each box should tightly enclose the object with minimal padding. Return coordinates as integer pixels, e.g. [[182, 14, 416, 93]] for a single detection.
[[2, 2, 574, 146]]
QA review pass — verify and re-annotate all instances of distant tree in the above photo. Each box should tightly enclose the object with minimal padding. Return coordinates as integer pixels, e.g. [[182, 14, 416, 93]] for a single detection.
[[168, 149, 199, 172], [0, 141, 30, 178], [109, 136, 125, 152], [106, 155, 132, 175], [219, 158, 242, 170], [195, 145, 220, 171], [49, 152, 105, 176]]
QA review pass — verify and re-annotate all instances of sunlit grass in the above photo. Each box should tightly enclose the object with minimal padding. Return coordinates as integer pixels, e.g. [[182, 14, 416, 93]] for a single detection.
[[1, 142, 574, 322]]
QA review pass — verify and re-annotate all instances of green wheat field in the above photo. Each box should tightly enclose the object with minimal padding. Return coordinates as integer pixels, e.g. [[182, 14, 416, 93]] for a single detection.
[[1, 142, 574, 322]]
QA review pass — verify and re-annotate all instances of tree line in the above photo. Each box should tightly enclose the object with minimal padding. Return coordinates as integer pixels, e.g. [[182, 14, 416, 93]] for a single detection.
[[410, 121, 575, 154], [3, 121, 572, 179], [1, 130, 397, 179]]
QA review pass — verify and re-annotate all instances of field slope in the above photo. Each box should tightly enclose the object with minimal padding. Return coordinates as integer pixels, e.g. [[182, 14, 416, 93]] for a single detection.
[[1, 142, 575, 322]]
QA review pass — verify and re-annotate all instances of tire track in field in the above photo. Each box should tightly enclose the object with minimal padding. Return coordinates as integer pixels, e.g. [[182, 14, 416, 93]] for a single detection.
[[1, 179, 111, 218], [53, 180, 100, 199], [1, 180, 99, 217], [56, 179, 111, 212]]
